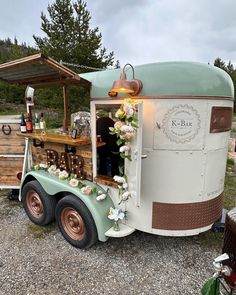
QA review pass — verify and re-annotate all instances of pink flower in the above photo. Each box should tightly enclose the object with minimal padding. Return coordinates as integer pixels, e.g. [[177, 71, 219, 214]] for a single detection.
[[122, 182, 128, 189], [120, 125, 134, 133], [124, 103, 135, 118], [114, 121, 123, 130], [81, 185, 92, 195], [123, 133, 134, 141]]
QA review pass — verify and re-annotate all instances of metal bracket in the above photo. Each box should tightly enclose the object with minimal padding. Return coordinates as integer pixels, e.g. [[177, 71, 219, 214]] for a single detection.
[[33, 139, 44, 148], [64, 144, 76, 154]]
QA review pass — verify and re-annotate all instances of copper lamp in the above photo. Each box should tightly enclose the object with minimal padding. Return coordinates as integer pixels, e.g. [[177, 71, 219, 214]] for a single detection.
[[111, 63, 142, 96]]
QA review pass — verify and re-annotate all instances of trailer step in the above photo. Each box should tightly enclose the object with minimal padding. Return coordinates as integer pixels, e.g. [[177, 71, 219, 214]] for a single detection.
[[105, 224, 135, 238]]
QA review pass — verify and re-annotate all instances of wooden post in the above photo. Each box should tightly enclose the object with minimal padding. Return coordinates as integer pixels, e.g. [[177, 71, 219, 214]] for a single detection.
[[63, 85, 68, 133]]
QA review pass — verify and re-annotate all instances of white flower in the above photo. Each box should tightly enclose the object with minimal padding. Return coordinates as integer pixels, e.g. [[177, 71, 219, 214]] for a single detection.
[[96, 193, 106, 201], [122, 182, 128, 189], [48, 165, 58, 175], [113, 175, 126, 183], [34, 165, 40, 170], [121, 191, 131, 201], [69, 178, 79, 187], [119, 145, 130, 153], [120, 125, 134, 133], [114, 121, 123, 130], [54, 169, 61, 176], [58, 170, 69, 180], [108, 207, 125, 221], [39, 163, 48, 169], [124, 103, 135, 118], [127, 108, 134, 117], [81, 185, 92, 195]]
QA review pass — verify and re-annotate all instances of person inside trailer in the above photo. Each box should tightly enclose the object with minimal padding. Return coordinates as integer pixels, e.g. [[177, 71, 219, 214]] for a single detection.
[[96, 116, 120, 177]]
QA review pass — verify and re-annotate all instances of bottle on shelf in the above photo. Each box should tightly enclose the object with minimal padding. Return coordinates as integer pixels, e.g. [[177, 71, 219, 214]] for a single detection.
[[25, 113, 33, 133], [34, 113, 40, 131], [20, 113, 27, 133], [40, 112, 46, 133]]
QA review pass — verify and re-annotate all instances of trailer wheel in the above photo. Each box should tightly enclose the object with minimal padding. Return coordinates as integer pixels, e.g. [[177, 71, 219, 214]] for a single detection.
[[22, 180, 56, 226], [55, 195, 98, 249]]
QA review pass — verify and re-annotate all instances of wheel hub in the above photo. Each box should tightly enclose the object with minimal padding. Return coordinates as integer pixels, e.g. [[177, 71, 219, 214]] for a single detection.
[[61, 208, 85, 240], [26, 190, 44, 218]]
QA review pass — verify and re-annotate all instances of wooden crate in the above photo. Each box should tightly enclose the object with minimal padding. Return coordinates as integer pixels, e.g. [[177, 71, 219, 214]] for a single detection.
[[0, 116, 25, 155], [0, 156, 23, 186], [0, 115, 25, 188]]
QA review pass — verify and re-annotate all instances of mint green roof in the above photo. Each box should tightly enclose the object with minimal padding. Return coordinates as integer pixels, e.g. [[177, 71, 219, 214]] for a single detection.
[[81, 62, 234, 99]]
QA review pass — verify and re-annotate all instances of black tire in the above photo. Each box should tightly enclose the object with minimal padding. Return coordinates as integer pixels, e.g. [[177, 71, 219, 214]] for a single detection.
[[21, 180, 57, 226], [55, 195, 98, 249]]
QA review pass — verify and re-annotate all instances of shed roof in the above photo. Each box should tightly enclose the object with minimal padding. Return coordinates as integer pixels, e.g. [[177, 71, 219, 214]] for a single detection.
[[0, 53, 90, 87]]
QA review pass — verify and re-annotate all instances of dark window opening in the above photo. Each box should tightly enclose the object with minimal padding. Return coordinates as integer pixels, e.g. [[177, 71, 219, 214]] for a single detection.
[[96, 106, 123, 178]]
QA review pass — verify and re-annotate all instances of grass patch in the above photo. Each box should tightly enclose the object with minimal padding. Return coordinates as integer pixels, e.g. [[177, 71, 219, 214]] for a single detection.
[[27, 223, 56, 239], [198, 231, 224, 250], [224, 172, 236, 209], [231, 128, 236, 133]]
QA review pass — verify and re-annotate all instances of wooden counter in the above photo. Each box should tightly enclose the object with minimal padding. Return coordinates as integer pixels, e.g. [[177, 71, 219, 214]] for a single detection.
[[16, 131, 91, 146], [17, 132, 105, 181]]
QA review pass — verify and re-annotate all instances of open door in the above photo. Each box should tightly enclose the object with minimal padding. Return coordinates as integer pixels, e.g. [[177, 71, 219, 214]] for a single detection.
[[91, 100, 143, 202], [125, 101, 143, 207]]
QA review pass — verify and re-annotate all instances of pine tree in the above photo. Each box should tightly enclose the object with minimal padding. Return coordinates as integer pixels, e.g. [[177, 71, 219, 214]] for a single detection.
[[33, 0, 115, 71], [214, 57, 236, 112], [214, 57, 227, 71]]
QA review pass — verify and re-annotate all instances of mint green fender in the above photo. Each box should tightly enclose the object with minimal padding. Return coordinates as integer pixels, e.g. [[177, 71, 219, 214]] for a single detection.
[[21, 170, 114, 242]]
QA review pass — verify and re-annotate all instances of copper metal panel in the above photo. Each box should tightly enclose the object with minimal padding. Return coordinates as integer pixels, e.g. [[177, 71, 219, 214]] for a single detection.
[[152, 194, 223, 230], [210, 106, 233, 133]]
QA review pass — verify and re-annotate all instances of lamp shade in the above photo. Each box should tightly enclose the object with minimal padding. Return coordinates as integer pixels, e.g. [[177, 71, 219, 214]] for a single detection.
[[111, 79, 135, 94], [110, 63, 143, 96]]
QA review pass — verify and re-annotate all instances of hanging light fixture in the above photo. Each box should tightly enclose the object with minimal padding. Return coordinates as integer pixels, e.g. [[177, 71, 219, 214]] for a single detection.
[[110, 63, 142, 96]]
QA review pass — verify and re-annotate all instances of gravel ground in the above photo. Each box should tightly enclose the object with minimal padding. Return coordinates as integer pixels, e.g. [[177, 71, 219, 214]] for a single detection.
[[0, 191, 223, 295]]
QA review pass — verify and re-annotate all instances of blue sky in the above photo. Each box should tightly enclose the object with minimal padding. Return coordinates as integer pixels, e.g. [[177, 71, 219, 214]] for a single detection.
[[0, 0, 236, 67]]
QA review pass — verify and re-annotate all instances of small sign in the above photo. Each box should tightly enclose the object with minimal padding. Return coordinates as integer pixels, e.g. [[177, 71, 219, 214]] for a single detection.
[[162, 104, 201, 143]]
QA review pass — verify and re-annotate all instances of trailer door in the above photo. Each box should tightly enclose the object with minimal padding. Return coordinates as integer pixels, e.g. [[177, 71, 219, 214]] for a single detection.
[[125, 101, 143, 207]]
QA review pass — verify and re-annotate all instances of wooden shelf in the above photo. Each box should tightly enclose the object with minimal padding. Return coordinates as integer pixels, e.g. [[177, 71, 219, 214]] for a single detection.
[[16, 131, 91, 146], [94, 175, 118, 188]]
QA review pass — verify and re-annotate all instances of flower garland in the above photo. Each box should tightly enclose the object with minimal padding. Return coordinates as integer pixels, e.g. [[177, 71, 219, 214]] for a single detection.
[[109, 98, 139, 204], [109, 98, 138, 162], [32, 164, 107, 201]]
